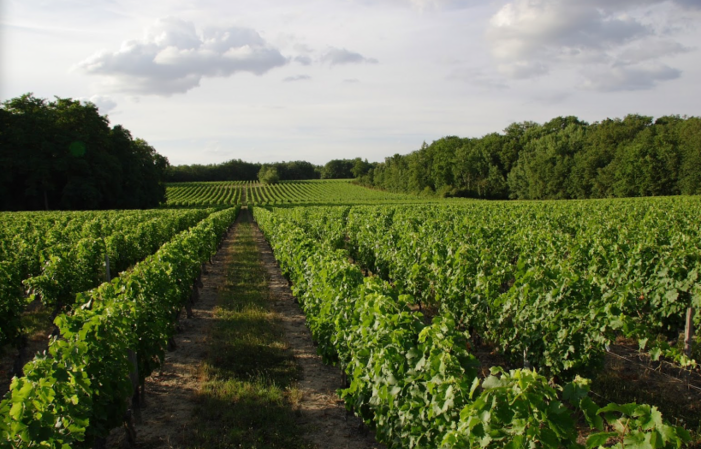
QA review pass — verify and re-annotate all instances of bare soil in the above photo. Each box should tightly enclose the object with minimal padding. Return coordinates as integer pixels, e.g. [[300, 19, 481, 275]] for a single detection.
[[107, 217, 238, 448], [251, 209, 384, 449]]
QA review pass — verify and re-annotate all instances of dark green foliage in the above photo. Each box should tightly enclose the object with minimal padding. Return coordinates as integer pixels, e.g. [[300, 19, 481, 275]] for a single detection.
[[351, 157, 373, 177], [0, 209, 211, 360], [0, 94, 168, 211], [167, 159, 321, 182], [321, 158, 355, 179], [276, 199, 701, 375], [0, 207, 239, 447], [254, 206, 692, 449], [258, 165, 280, 184], [362, 114, 701, 200]]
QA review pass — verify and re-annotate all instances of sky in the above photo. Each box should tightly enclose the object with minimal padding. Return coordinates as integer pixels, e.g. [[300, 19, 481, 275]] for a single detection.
[[2, 0, 700, 166]]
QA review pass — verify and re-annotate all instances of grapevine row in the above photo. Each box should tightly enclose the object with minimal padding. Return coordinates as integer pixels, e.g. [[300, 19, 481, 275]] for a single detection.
[[273, 198, 701, 377], [166, 182, 243, 207], [163, 180, 432, 207], [0, 209, 212, 352], [253, 206, 690, 449], [0, 206, 240, 448]]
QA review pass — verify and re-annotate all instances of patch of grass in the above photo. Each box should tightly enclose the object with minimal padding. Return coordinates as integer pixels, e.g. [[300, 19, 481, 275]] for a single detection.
[[183, 217, 313, 449]]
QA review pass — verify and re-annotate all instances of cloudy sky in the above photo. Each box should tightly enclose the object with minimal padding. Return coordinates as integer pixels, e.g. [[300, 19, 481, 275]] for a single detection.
[[2, 0, 700, 166]]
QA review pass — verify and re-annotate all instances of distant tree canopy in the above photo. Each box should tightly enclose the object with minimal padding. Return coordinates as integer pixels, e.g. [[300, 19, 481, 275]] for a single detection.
[[167, 160, 320, 182], [258, 165, 280, 184], [322, 158, 374, 179], [0, 94, 169, 211], [321, 159, 353, 179], [360, 114, 701, 199], [166, 159, 260, 182]]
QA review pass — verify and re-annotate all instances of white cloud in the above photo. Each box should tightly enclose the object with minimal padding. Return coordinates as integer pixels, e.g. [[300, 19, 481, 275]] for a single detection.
[[405, 0, 477, 10], [82, 94, 117, 113], [293, 43, 314, 54], [447, 68, 509, 90], [354, 0, 479, 11], [321, 47, 378, 66], [486, 0, 694, 91], [283, 74, 311, 82], [615, 39, 692, 65], [293, 55, 313, 65], [75, 17, 288, 96], [496, 61, 548, 79], [488, 1, 651, 66], [582, 63, 681, 91], [672, 0, 701, 10]]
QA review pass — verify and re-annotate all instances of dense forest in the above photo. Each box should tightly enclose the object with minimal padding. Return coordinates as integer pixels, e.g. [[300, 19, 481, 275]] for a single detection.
[[360, 115, 701, 199], [166, 157, 371, 182], [0, 94, 168, 210], [166, 159, 320, 182]]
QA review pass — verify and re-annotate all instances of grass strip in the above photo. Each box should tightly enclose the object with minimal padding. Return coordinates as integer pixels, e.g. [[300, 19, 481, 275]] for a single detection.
[[184, 217, 312, 449]]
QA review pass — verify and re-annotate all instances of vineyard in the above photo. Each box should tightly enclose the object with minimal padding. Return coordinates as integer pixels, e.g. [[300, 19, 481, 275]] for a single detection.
[[267, 198, 701, 376], [165, 182, 247, 207], [0, 209, 217, 351], [1, 180, 700, 448], [252, 196, 701, 449], [164, 179, 428, 207], [0, 207, 239, 446]]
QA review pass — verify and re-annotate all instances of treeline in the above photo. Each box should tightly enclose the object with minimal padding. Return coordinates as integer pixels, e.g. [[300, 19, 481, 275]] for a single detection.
[[360, 115, 701, 199], [0, 94, 168, 211], [167, 160, 320, 182], [167, 158, 374, 183], [320, 158, 373, 179]]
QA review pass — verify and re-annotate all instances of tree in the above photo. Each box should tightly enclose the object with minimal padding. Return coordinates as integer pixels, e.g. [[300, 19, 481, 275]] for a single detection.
[[351, 158, 372, 178], [0, 93, 169, 210], [678, 117, 701, 194], [321, 159, 355, 179], [258, 165, 280, 184]]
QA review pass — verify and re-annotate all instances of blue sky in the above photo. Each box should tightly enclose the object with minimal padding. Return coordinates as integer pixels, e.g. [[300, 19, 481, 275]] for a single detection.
[[2, 0, 700, 165]]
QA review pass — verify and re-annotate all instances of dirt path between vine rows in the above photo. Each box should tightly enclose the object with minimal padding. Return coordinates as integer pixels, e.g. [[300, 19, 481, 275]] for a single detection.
[[108, 209, 381, 448], [250, 209, 384, 449], [107, 213, 240, 448]]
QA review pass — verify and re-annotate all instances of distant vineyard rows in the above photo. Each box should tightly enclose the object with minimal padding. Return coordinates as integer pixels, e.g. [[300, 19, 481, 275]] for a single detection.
[[165, 180, 426, 207]]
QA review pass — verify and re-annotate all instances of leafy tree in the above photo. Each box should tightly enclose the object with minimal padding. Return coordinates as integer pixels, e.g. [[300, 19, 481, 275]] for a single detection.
[[365, 113, 698, 200], [166, 159, 321, 182], [351, 158, 373, 178], [258, 165, 280, 184], [321, 159, 355, 179], [678, 117, 701, 194], [0, 93, 169, 210]]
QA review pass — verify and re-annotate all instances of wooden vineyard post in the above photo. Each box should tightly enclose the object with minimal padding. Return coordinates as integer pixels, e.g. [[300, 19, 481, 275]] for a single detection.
[[523, 349, 532, 370], [684, 307, 695, 359], [124, 350, 139, 447]]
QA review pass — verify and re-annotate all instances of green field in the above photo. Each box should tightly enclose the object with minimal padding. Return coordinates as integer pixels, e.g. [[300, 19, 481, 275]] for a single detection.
[[1, 181, 700, 448], [165, 179, 439, 207], [255, 196, 701, 448], [264, 197, 701, 376]]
